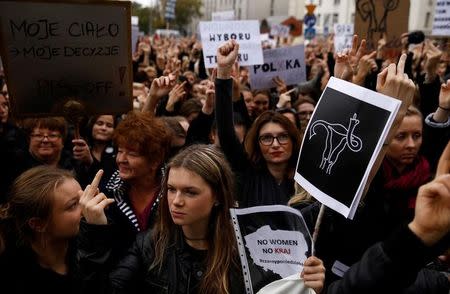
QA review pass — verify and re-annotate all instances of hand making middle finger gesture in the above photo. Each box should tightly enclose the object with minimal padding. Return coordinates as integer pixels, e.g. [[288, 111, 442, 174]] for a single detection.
[[79, 170, 115, 225]]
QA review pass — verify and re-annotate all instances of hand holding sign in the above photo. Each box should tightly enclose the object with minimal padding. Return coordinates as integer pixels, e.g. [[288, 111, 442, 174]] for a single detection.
[[217, 40, 240, 79], [409, 174, 450, 246], [79, 170, 115, 225], [301, 256, 325, 294]]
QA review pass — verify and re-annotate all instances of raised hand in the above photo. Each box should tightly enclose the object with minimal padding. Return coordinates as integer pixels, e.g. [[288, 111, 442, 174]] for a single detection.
[[217, 39, 240, 79], [423, 39, 442, 82], [439, 79, 450, 111], [301, 256, 326, 294], [334, 50, 353, 81], [79, 170, 115, 225], [72, 138, 93, 166], [166, 81, 187, 112], [203, 80, 215, 115], [409, 174, 450, 246], [273, 76, 288, 94], [353, 51, 378, 86], [348, 35, 367, 76], [376, 53, 415, 112]]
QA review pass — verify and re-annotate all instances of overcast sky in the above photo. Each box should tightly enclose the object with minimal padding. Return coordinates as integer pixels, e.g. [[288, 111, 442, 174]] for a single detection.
[[133, 0, 156, 7]]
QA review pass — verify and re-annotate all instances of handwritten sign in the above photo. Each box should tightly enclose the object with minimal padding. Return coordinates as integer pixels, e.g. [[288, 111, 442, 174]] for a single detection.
[[270, 24, 290, 37], [432, 0, 450, 36], [230, 205, 312, 294], [295, 77, 401, 219], [211, 10, 235, 21], [249, 45, 306, 90], [333, 24, 353, 53], [355, 0, 409, 57], [199, 20, 263, 68], [0, 0, 132, 117]]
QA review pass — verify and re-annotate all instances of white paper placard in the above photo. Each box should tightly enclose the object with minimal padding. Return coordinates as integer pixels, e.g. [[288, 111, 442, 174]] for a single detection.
[[432, 0, 450, 36], [199, 20, 263, 68], [333, 24, 353, 53], [270, 24, 290, 37], [295, 77, 401, 219], [211, 10, 235, 21], [249, 45, 306, 90], [230, 205, 312, 294]]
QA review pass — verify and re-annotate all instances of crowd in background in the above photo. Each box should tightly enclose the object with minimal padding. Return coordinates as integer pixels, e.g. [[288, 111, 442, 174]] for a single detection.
[[0, 30, 449, 293]]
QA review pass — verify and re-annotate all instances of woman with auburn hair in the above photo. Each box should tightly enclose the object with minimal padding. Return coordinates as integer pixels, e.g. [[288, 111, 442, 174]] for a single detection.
[[79, 144, 325, 293], [0, 166, 111, 293], [215, 41, 302, 207], [83, 110, 170, 263]]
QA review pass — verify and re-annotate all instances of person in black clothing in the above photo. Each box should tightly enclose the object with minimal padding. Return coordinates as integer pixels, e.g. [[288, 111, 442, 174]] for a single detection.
[[78, 144, 326, 294], [72, 114, 117, 191], [215, 40, 302, 207], [0, 166, 99, 294]]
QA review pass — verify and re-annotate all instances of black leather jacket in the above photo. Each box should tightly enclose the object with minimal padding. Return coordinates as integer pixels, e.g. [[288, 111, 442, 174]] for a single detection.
[[78, 225, 245, 294]]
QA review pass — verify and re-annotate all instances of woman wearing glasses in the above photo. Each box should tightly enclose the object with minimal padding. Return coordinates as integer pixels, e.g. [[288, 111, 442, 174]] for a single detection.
[[215, 40, 301, 207], [7, 118, 78, 190]]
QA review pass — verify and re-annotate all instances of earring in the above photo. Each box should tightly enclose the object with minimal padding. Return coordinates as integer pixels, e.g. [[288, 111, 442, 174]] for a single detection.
[[214, 202, 220, 207]]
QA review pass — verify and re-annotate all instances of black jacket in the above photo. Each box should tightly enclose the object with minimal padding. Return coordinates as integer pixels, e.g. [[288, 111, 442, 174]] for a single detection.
[[215, 78, 295, 207], [78, 228, 245, 294]]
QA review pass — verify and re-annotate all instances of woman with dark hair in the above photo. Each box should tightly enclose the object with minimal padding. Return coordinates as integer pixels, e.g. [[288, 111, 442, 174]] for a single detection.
[[79, 144, 325, 293], [215, 40, 302, 207], [0, 166, 109, 293], [72, 115, 117, 190]]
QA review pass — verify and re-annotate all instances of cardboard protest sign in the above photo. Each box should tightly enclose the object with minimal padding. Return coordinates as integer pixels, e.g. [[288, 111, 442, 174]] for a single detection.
[[230, 205, 312, 294], [249, 45, 306, 90], [432, 0, 450, 36], [199, 20, 263, 68], [354, 0, 409, 57], [211, 10, 235, 21], [270, 24, 290, 38], [0, 0, 132, 117], [295, 77, 401, 219], [333, 24, 353, 53]]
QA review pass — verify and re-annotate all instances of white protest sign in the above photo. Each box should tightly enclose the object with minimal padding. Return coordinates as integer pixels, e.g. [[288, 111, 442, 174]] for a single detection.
[[433, 0, 450, 36], [333, 23, 353, 53], [211, 10, 235, 21], [270, 24, 290, 37], [0, 0, 132, 116], [230, 205, 312, 294], [131, 16, 139, 26], [249, 45, 306, 90], [199, 20, 263, 68], [295, 77, 401, 219]]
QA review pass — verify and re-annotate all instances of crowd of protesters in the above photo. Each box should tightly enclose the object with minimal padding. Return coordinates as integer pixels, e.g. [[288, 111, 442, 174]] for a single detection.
[[0, 29, 449, 294]]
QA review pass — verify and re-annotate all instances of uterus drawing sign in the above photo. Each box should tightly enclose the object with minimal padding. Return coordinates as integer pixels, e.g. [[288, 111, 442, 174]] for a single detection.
[[308, 113, 363, 174]]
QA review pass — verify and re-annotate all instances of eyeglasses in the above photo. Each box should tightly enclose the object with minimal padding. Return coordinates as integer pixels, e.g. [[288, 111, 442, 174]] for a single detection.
[[297, 111, 314, 118], [258, 133, 290, 146], [30, 133, 61, 141]]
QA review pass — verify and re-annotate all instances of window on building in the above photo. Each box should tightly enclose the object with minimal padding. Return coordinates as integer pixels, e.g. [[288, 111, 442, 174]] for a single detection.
[[425, 12, 431, 28], [332, 13, 339, 24], [324, 14, 330, 27], [317, 14, 321, 26], [270, 0, 274, 16], [334, 0, 341, 4], [351, 13, 355, 23]]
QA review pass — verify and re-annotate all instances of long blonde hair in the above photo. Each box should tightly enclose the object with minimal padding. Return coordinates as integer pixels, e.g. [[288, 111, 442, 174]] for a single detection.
[[151, 144, 239, 294]]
